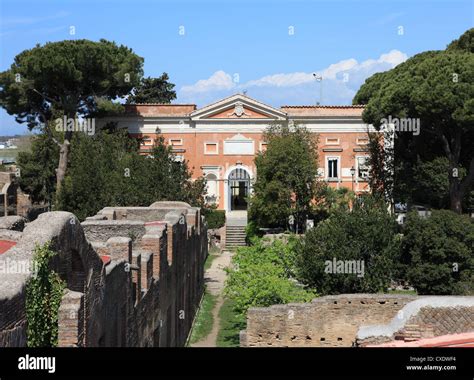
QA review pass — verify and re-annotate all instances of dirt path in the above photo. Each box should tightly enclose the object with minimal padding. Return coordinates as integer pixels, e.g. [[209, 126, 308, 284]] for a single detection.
[[190, 250, 233, 347]]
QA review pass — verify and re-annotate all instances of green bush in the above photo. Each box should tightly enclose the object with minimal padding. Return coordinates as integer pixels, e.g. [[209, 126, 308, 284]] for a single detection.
[[245, 221, 263, 243], [224, 237, 316, 315], [26, 242, 65, 347], [400, 210, 474, 295], [204, 209, 226, 229], [295, 195, 399, 294]]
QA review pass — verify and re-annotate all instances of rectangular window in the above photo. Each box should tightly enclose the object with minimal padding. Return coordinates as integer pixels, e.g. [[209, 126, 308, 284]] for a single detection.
[[169, 138, 183, 146], [357, 156, 370, 179], [327, 158, 339, 179], [173, 155, 184, 162], [326, 138, 340, 145], [204, 142, 218, 155], [357, 137, 369, 145], [259, 142, 268, 152], [141, 138, 153, 146]]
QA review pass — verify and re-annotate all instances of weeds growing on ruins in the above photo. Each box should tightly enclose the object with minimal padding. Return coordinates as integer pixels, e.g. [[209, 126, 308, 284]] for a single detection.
[[26, 242, 65, 347]]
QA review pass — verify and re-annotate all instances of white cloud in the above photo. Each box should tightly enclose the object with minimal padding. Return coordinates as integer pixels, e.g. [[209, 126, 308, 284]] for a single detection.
[[178, 50, 408, 106], [320, 58, 359, 80], [378, 49, 407, 66], [180, 70, 236, 94], [245, 72, 313, 88]]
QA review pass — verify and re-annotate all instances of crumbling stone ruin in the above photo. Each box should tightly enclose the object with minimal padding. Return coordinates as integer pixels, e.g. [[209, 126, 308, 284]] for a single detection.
[[0, 201, 207, 347], [241, 294, 474, 347], [356, 297, 474, 346]]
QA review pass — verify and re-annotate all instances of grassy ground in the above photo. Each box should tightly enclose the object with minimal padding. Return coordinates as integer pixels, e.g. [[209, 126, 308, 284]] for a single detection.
[[188, 290, 217, 345], [204, 250, 219, 271], [216, 299, 246, 347], [187, 251, 221, 345]]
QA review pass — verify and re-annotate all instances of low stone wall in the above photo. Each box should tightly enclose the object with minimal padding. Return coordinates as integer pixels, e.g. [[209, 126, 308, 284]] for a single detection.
[[356, 297, 474, 346], [241, 294, 474, 347], [241, 294, 417, 347]]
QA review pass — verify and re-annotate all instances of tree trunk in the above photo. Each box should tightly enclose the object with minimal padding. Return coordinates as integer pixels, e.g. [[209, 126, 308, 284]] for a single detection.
[[440, 131, 465, 215], [449, 179, 463, 214], [56, 131, 72, 191]]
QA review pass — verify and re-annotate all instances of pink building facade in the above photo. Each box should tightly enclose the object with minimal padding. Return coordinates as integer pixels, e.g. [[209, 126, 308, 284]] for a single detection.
[[111, 94, 377, 212]]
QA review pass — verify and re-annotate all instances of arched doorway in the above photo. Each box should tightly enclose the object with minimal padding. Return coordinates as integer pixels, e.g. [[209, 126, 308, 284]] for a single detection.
[[228, 168, 250, 211]]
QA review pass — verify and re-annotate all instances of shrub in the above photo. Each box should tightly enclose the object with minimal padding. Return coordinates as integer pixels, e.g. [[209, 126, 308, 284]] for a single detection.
[[26, 242, 65, 347], [224, 237, 316, 315], [204, 209, 226, 229], [400, 210, 474, 295], [295, 195, 399, 294], [245, 221, 263, 243]]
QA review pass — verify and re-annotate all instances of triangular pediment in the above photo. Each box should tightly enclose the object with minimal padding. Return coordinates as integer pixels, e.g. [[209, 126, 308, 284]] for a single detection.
[[190, 94, 287, 121], [225, 133, 252, 141]]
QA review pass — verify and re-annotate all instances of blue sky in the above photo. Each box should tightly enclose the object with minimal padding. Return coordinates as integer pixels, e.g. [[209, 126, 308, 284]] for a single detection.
[[0, 0, 473, 135]]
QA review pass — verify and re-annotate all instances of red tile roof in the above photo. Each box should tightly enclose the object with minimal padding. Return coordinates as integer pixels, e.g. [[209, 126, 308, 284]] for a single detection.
[[100, 255, 111, 266], [124, 104, 197, 117], [281, 105, 365, 117], [367, 332, 474, 347], [145, 221, 167, 226], [280, 105, 365, 108], [0, 240, 17, 255]]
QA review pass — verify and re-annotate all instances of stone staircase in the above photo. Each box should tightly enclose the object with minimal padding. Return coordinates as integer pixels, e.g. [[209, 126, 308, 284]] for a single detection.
[[225, 225, 247, 248], [225, 211, 247, 249]]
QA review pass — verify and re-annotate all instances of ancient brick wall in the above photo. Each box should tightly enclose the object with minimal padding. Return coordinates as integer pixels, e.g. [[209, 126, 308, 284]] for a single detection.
[[241, 294, 417, 347], [0, 291, 27, 347], [241, 294, 474, 347], [0, 201, 207, 348], [0, 211, 106, 348], [356, 297, 474, 346]]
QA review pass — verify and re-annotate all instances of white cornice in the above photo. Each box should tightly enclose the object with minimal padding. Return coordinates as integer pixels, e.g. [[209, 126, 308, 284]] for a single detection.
[[127, 125, 377, 134], [190, 93, 287, 120]]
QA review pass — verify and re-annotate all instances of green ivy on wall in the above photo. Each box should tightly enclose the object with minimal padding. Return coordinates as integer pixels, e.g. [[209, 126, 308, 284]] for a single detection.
[[26, 242, 65, 347]]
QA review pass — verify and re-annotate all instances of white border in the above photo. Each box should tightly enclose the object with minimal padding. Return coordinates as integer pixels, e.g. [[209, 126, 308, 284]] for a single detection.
[[325, 156, 341, 181], [325, 137, 340, 145], [204, 141, 219, 155], [168, 138, 183, 146], [224, 165, 253, 212]]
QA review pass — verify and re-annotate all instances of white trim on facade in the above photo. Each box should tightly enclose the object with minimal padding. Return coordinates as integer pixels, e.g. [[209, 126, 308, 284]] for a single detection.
[[169, 138, 183, 146], [325, 137, 340, 145], [355, 155, 370, 181], [223, 165, 253, 212], [325, 156, 341, 182], [204, 141, 219, 155], [121, 122, 376, 134], [223, 134, 255, 155], [190, 94, 287, 120]]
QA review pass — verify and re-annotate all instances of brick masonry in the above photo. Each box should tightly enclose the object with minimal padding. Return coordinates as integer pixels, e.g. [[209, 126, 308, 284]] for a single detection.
[[241, 294, 417, 347], [240, 294, 474, 347], [356, 297, 474, 346], [0, 201, 207, 347]]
